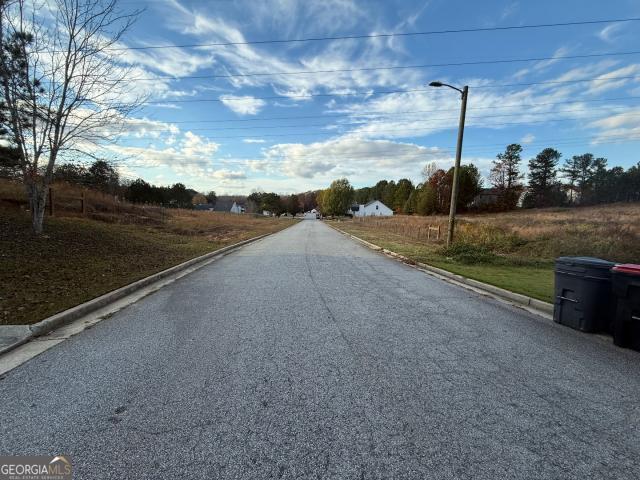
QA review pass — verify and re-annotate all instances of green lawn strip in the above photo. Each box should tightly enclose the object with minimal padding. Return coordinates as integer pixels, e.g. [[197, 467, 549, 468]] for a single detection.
[[1, 211, 288, 326], [331, 221, 554, 303]]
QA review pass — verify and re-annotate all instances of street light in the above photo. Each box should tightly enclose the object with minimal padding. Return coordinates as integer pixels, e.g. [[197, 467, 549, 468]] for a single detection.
[[429, 81, 469, 247]]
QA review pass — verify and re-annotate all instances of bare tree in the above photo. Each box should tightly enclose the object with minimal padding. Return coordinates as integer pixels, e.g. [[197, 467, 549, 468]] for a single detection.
[[0, 0, 141, 233], [421, 161, 437, 182]]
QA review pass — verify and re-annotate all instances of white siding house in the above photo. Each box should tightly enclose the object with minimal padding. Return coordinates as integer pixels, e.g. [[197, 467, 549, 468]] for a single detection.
[[350, 200, 393, 217], [230, 202, 245, 214]]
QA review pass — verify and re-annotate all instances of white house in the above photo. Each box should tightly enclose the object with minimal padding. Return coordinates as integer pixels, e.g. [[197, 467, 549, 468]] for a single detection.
[[230, 201, 245, 214], [350, 200, 393, 217]]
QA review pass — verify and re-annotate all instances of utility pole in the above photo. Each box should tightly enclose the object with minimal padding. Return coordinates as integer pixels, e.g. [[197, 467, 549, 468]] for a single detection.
[[428, 82, 469, 247], [447, 86, 468, 247]]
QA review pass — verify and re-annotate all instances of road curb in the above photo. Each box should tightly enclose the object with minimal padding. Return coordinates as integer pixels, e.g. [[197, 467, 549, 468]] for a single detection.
[[327, 223, 553, 317], [1, 232, 275, 356]]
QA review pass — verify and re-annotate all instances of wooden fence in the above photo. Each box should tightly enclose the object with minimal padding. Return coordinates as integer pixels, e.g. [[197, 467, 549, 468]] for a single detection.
[[354, 216, 443, 243]]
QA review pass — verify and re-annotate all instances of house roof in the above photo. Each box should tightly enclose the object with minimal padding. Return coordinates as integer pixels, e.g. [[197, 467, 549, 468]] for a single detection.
[[212, 198, 236, 211], [364, 200, 389, 208]]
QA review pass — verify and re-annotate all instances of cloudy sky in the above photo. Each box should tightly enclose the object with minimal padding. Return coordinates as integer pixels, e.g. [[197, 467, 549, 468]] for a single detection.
[[81, 0, 640, 193]]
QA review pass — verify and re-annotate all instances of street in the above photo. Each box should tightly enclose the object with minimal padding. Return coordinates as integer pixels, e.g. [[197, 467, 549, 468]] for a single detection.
[[1, 220, 639, 479]]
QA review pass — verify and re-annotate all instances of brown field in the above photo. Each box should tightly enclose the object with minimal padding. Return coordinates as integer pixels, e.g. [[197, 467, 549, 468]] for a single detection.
[[0, 186, 294, 325], [331, 203, 640, 302], [347, 203, 640, 263]]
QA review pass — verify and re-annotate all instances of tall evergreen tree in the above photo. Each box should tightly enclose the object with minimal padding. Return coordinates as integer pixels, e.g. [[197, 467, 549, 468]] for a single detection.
[[528, 148, 561, 207], [490, 144, 524, 209], [393, 178, 414, 212]]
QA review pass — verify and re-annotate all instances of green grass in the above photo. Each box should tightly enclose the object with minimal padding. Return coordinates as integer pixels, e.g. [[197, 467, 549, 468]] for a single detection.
[[1, 209, 291, 325], [331, 222, 554, 302]]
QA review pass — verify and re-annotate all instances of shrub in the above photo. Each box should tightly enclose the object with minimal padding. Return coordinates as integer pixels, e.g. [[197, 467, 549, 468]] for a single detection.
[[439, 242, 497, 264]]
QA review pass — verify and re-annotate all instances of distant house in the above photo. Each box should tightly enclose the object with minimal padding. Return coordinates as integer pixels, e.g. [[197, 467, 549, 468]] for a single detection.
[[194, 203, 215, 211], [230, 201, 245, 214], [471, 188, 501, 208], [213, 199, 245, 213], [349, 200, 393, 217], [262, 210, 272, 216]]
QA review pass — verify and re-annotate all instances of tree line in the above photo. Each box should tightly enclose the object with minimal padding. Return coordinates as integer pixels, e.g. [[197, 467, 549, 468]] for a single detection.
[[317, 144, 640, 216], [317, 165, 483, 216], [1, 149, 326, 214]]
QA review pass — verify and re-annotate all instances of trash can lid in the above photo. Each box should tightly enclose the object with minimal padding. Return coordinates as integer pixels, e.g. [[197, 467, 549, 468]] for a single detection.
[[612, 264, 640, 276], [556, 256, 616, 268]]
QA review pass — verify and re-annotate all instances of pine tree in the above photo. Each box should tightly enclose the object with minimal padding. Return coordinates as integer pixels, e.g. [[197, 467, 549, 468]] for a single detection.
[[491, 144, 524, 209], [528, 148, 561, 207]]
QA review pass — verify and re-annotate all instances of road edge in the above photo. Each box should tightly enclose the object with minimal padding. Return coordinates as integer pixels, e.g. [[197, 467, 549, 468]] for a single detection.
[[327, 222, 553, 319], [0, 229, 280, 357]]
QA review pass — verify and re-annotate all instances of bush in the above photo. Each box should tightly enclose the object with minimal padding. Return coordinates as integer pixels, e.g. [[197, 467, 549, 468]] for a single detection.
[[438, 242, 497, 264]]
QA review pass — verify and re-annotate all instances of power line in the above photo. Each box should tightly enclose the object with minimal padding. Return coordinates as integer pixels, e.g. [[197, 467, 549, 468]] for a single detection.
[[116, 132, 640, 159], [110, 109, 640, 134], [139, 102, 639, 126], [127, 82, 640, 105], [120, 136, 640, 169], [104, 17, 640, 51], [129, 91, 640, 108], [123, 51, 640, 82]]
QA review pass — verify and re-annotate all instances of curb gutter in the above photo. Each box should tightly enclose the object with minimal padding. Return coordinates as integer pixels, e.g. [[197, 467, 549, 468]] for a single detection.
[[328, 223, 553, 318], [0, 232, 273, 357]]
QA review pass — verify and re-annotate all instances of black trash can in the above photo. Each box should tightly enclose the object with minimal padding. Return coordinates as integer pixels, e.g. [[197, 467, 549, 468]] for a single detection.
[[553, 256, 616, 333], [611, 264, 640, 351]]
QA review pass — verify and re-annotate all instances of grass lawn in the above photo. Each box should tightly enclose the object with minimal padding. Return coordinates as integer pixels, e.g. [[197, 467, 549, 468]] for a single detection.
[[1, 209, 293, 325]]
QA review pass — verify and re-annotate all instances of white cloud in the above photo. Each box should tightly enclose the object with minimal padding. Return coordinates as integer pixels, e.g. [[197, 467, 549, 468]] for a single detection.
[[243, 138, 266, 144], [598, 23, 625, 43], [161, 1, 421, 101], [219, 95, 267, 115], [521, 133, 535, 144], [212, 169, 247, 180], [262, 136, 446, 180], [588, 108, 640, 143], [587, 64, 640, 94], [182, 131, 220, 156]]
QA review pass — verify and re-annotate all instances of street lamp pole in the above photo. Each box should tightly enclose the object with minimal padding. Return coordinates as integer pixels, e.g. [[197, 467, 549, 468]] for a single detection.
[[429, 82, 469, 247]]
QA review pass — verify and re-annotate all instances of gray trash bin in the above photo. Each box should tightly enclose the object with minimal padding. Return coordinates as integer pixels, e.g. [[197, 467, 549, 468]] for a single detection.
[[553, 256, 616, 333]]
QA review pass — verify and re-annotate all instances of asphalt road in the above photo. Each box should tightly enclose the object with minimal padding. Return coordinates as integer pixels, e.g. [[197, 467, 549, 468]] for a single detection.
[[1, 220, 639, 479]]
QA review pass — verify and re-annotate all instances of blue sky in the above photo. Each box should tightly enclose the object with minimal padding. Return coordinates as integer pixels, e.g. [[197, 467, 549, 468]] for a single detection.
[[93, 0, 640, 193]]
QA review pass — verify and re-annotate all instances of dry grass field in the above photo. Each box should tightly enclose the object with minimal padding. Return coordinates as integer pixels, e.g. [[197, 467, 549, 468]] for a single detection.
[[0, 194, 293, 325], [331, 203, 640, 302]]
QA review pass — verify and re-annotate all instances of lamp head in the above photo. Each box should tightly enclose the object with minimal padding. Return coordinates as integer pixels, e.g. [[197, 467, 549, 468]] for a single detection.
[[429, 81, 443, 87]]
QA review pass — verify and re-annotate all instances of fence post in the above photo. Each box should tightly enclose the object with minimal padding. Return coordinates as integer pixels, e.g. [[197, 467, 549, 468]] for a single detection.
[[81, 190, 87, 216], [48, 187, 54, 216], [437, 225, 441, 240]]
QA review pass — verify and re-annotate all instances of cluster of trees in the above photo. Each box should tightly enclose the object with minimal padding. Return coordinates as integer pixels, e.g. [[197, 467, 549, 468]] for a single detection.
[[246, 190, 318, 216], [52, 161, 120, 195], [485, 143, 640, 209], [318, 164, 483, 216], [318, 144, 640, 217], [18, 158, 219, 210], [524, 151, 640, 208], [316, 179, 355, 216], [124, 178, 217, 209]]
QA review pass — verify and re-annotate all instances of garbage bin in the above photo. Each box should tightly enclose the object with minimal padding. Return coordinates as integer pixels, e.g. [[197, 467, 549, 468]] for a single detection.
[[553, 256, 616, 333], [611, 264, 640, 351]]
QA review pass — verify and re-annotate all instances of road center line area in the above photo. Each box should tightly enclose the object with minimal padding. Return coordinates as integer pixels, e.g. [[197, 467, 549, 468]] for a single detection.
[[1, 220, 639, 479]]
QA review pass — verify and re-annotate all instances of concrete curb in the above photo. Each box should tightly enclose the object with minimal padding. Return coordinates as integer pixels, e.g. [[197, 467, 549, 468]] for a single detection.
[[1, 232, 275, 356], [328, 223, 554, 317], [0, 326, 32, 357]]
